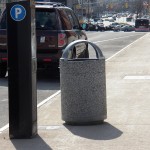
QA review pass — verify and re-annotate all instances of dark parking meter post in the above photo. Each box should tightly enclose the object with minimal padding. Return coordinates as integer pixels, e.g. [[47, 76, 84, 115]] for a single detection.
[[7, 1, 37, 138], [60, 40, 107, 125]]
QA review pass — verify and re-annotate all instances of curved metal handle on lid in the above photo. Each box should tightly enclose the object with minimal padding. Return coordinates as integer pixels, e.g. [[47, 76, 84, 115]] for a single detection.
[[61, 40, 104, 60]]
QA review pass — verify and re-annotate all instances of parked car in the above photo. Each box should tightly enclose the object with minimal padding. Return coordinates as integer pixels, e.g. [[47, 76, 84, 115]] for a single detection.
[[121, 25, 135, 32], [97, 22, 105, 31], [0, 2, 88, 77], [103, 20, 112, 30], [113, 25, 122, 32], [87, 22, 95, 31], [109, 22, 120, 30]]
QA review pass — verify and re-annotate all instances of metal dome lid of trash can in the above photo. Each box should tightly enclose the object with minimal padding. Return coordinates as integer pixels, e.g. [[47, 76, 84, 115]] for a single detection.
[[61, 40, 105, 60]]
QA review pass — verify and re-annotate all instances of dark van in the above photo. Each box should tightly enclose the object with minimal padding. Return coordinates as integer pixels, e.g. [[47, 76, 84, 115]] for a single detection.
[[0, 2, 88, 77]]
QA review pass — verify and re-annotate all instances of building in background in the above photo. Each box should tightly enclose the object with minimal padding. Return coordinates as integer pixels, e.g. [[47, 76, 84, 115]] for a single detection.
[[0, 0, 150, 18], [71, 0, 103, 22]]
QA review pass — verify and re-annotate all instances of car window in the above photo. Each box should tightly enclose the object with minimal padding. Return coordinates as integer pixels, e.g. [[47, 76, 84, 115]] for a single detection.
[[0, 10, 6, 29], [36, 9, 57, 30], [70, 11, 80, 29], [65, 10, 74, 29], [59, 9, 72, 30], [65, 10, 80, 29]]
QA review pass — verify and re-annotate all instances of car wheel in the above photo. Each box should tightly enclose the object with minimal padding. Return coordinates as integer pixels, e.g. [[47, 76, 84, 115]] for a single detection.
[[0, 64, 7, 78]]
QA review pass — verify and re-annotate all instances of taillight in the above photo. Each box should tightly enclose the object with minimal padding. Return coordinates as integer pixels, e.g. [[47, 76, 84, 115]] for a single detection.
[[2, 58, 7, 61], [58, 33, 67, 47], [43, 58, 51, 62]]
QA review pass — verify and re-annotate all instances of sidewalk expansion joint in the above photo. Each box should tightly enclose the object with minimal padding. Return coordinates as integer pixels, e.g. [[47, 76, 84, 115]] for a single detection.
[[38, 125, 64, 130]]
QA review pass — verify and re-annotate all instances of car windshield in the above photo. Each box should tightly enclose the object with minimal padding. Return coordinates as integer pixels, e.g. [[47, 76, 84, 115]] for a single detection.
[[0, 10, 6, 29], [36, 9, 57, 30]]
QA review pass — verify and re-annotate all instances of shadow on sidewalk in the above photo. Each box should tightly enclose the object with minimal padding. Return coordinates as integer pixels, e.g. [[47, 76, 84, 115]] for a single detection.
[[11, 135, 52, 150], [64, 122, 123, 140]]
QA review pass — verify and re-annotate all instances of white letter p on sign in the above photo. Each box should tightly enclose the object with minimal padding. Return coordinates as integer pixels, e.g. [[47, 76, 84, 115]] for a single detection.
[[15, 8, 22, 19]]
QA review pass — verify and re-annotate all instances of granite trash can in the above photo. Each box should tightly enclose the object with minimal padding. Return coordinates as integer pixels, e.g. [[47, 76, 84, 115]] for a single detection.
[[60, 40, 107, 125]]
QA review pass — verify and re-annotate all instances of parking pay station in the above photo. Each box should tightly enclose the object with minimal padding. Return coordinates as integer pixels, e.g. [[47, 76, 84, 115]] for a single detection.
[[7, 1, 37, 138]]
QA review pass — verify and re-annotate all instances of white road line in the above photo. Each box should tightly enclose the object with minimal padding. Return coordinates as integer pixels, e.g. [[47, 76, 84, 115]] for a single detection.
[[37, 90, 61, 108], [93, 34, 145, 44], [0, 91, 61, 134], [1, 99, 8, 102], [0, 33, 147, 134], [0, 124, 9, 133]]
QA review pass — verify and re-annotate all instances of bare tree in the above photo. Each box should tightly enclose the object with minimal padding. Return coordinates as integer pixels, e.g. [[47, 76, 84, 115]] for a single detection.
[[132, 0, 144, 18]]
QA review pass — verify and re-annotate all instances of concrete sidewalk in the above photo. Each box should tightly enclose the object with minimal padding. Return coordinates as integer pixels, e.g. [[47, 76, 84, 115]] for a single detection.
[[1, 33, 150, 150]]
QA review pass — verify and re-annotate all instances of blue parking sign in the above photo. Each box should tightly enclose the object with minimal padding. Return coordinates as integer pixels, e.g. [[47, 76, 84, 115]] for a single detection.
[[10, 4, 26, 21]]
